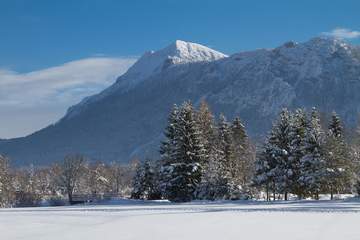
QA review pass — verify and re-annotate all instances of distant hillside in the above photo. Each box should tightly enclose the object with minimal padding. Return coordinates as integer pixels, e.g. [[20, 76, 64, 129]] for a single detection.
[[1, 37, 360, 166]]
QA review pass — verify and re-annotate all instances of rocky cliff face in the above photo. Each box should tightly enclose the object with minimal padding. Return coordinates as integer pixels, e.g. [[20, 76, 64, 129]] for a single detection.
[[1, 37, 360, 166]]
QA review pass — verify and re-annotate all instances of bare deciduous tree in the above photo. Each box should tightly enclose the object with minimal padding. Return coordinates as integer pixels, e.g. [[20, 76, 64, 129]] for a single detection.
[[0, 155, 14, 207], [58, 154, 86, 204]]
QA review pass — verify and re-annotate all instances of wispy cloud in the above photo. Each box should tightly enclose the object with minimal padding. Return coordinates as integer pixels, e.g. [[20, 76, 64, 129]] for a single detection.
[[0, 57, 136, 138], [322, 27, 360, 39]]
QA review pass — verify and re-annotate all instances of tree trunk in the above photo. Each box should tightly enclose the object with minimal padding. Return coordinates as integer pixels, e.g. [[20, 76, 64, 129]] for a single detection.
[[116, 181, 120, 194], [330, 186, 334, 200], [273, 181, 276, 201], [315, 192, 319, 200], [284, 192, 288, 201], [68, 192, 73, 204]]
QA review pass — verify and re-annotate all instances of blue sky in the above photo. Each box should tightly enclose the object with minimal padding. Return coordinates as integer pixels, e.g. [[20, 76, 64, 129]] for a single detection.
[[0, 0, 360, 138], [2, 0, 359, 72]]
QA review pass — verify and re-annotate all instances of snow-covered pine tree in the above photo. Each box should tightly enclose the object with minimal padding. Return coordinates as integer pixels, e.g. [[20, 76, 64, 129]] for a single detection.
[[268, 109, 293, 200], [353, 123, 360, 195], [298, 108, 326, 199], [159, 104, 179, 197], [148, 160, 163, 200], [253, 109, 294, 201], [213, 114, 236, 199], [231, 117, 247, 148], [288, 109, 308, 198], [161, 101, 206, 202], [218, 114, 235, 173], [328, 112, 343, 138], [131, 160, 158, 200], [323, 112, 353, 200], [253, 143, 279, 201], [159, 104, 180, 165], [231, 116, 254, 197], [131, 162, 145, 199]]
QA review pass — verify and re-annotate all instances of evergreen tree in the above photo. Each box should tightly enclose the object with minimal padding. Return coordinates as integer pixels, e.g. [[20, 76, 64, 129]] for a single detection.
[[213, 114, 236, 199], [253, 143, 279, 201], [253, 109, 294, 201], [131, 160, 159, 200], [159, 105, 179, 197], [131, 163, 144, 199], [149, 160, 163, 199], [298, 108, 326, 199], [159, 104, 180, 165], [160, 101, 206, 202], [288, 109, 308, 197], [269, 109, 293, 200], [218, 114, 235, 173], [323, 112, 353, 200], [231, 117, 247, 148], [353, 123, 360, 195], [328, 112, 343, 138]]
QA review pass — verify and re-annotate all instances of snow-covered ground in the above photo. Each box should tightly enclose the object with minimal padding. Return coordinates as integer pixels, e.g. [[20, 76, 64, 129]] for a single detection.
[[1, 199, 360, 240]]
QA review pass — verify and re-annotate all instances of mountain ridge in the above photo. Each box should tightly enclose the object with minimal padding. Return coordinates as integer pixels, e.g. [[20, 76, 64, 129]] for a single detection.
[[1, 37, 360, 166], [64, 40, 227, 120]]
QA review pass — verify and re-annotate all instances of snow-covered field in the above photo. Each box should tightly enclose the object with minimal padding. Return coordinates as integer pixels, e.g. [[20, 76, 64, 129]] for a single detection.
[[1, 199, 360, 240]]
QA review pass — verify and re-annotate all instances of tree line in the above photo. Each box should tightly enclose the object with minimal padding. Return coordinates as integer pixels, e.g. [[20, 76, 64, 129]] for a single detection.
[[131, 101, 360, 202], [1, 101, 360, 206], [254, 108, 358, 201], [132, 100, 255, 202], [0, 154, 136, 207]]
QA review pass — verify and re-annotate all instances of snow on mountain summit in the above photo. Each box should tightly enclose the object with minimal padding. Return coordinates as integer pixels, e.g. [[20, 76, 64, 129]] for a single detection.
[[63, 40, 227, 120], [168, 40, 228, 63], [122, 40, 227, 83]]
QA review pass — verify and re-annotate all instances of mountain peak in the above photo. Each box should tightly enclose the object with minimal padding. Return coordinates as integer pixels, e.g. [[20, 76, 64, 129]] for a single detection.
[[140, 39, 227, 68], [272, 36, 356, 61], [173, 39, 189, 48], [118, 40, 227, 87], [165, 40, 227, 64], [306, 36, 350, 49]]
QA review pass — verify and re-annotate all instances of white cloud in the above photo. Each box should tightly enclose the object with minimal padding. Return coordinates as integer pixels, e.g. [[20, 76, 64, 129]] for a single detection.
[[322, 27, 360, 39], [0, 57, 136, 138]]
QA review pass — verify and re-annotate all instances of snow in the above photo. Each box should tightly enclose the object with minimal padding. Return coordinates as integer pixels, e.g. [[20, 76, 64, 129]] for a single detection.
[[124, 40, 228, 84], [1, 199, 360, 240], [63, 40, 227, 120]]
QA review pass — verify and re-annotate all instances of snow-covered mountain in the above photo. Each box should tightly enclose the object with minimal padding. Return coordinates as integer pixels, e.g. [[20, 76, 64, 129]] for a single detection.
[[1, 37, 360, 166], [64, 40, 227, 119]]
